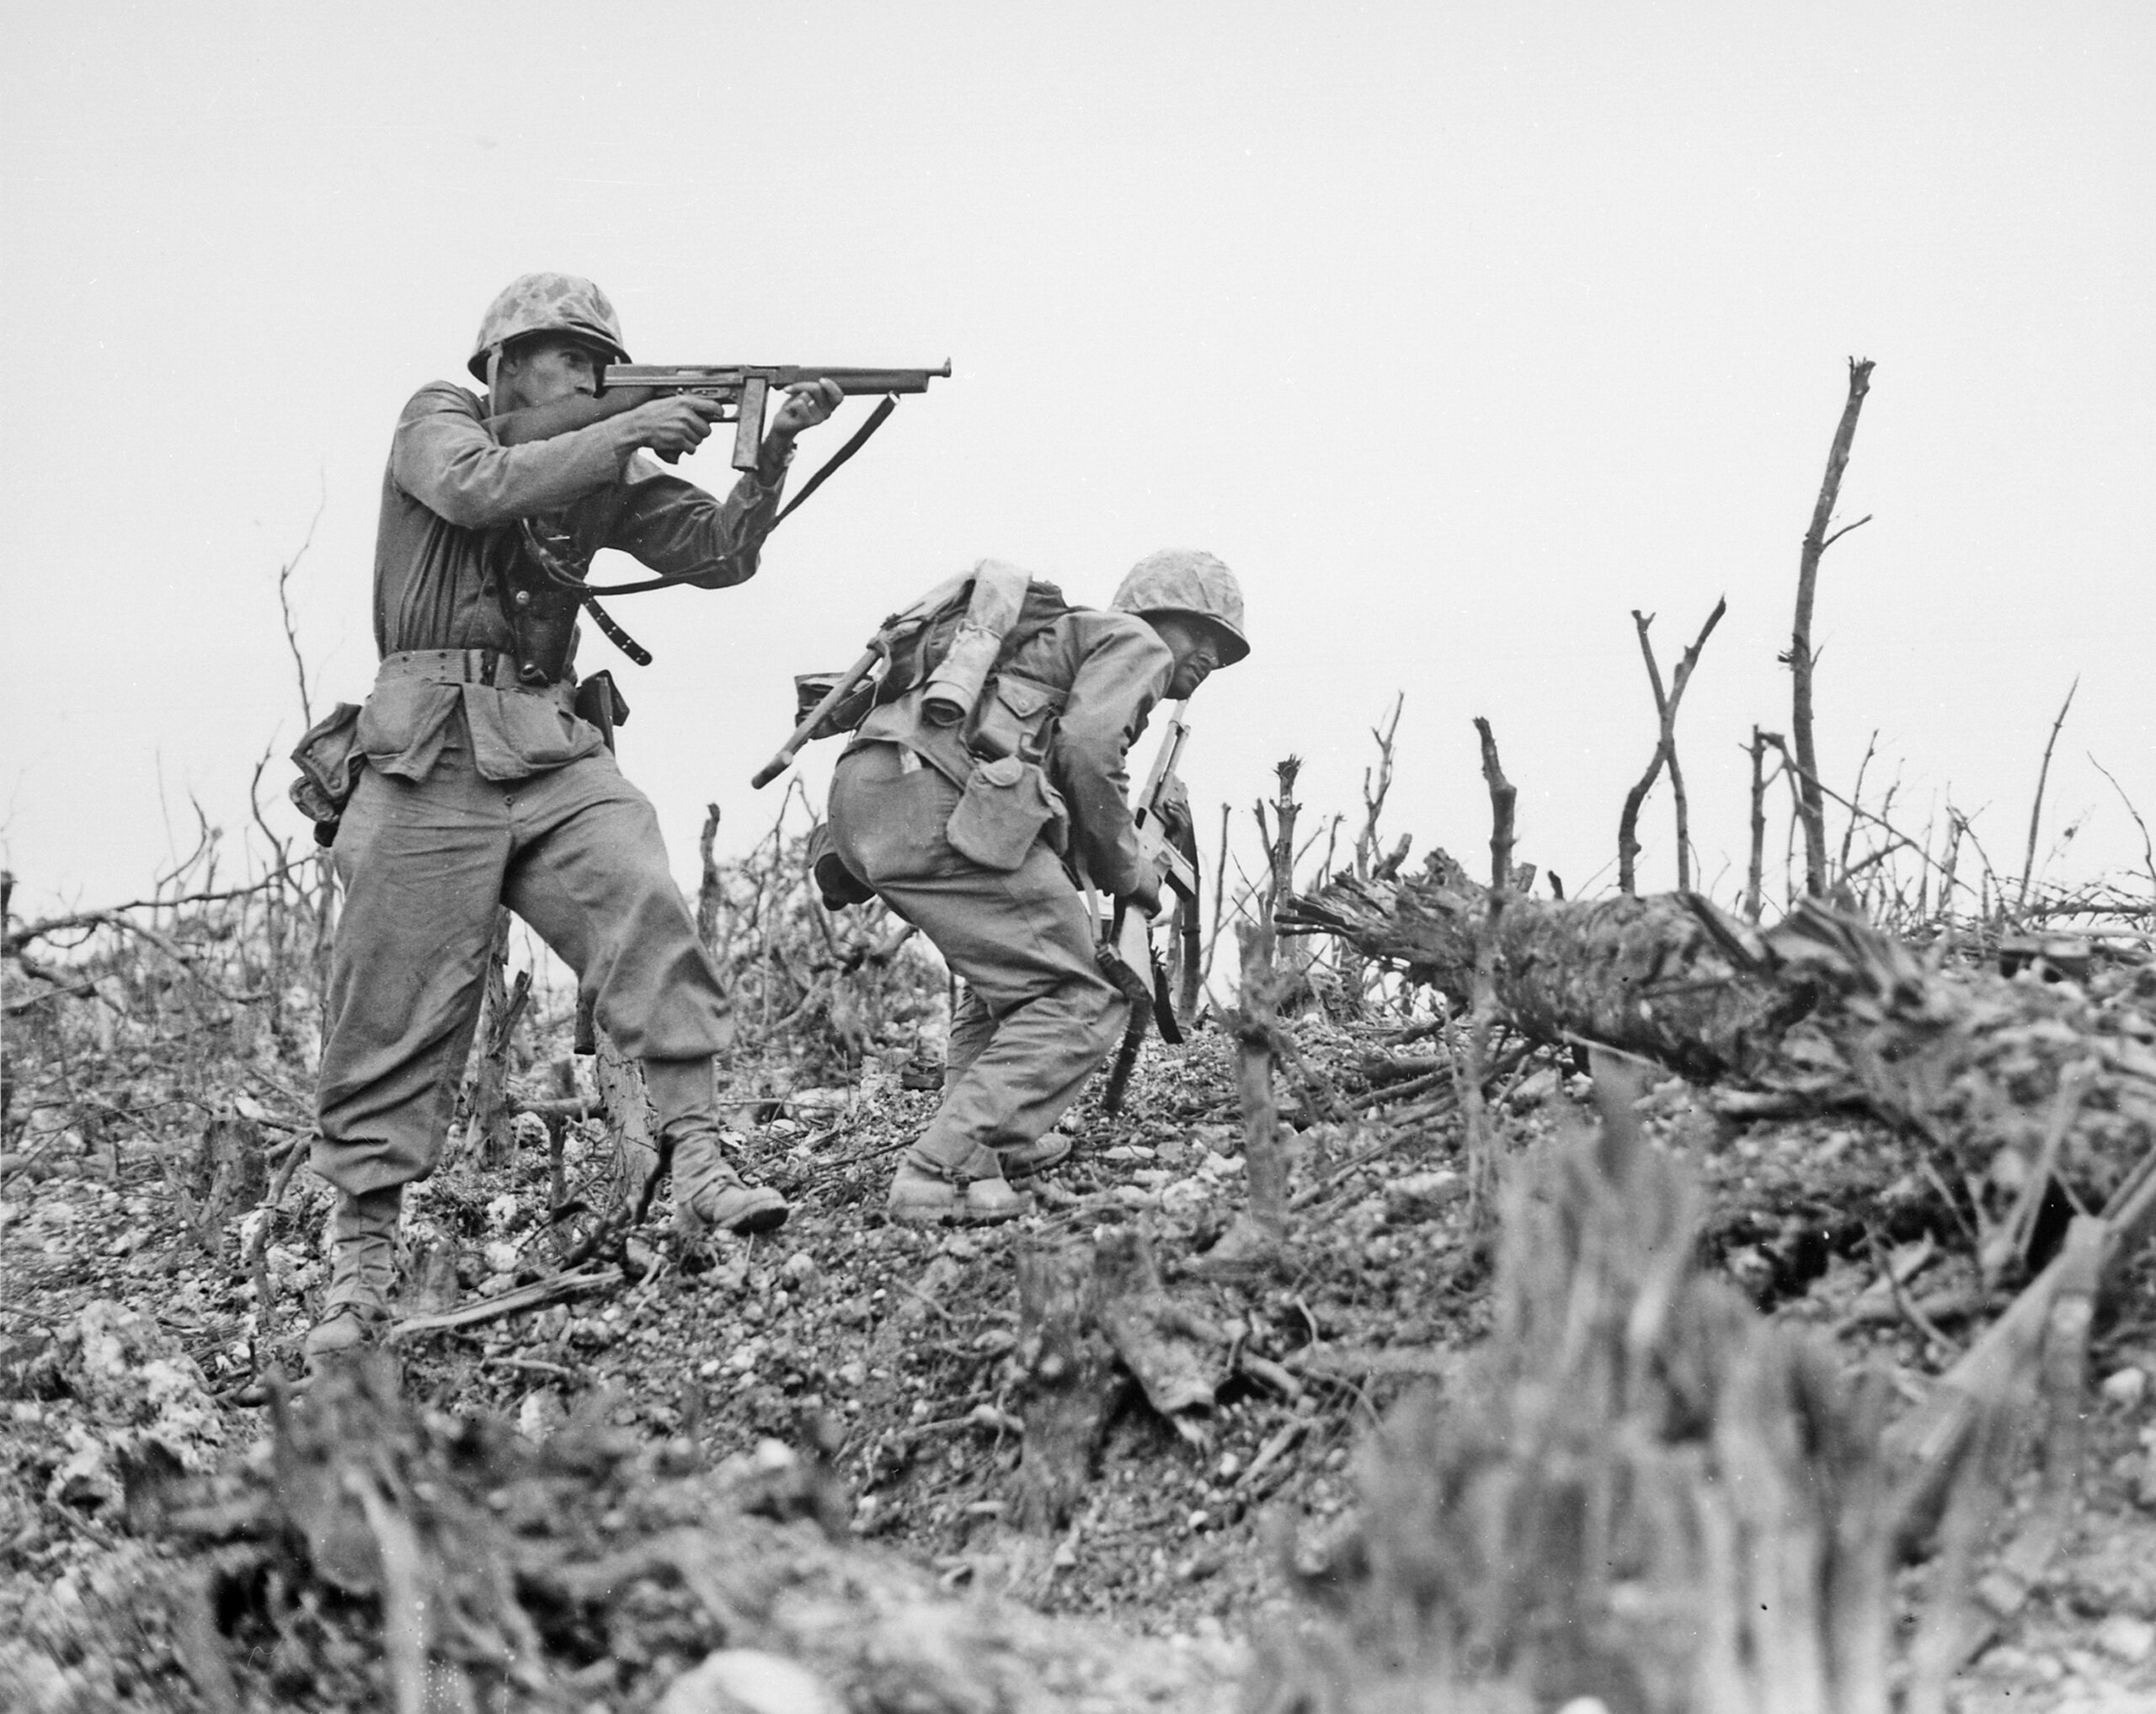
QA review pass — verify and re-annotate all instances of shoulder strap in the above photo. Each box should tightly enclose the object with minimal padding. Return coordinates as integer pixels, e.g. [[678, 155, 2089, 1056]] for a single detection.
[[876, 575, 1072, 710]]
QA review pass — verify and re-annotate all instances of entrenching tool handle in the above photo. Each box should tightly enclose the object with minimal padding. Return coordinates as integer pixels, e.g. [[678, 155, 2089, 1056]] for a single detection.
[[752, 643, 881, 788]]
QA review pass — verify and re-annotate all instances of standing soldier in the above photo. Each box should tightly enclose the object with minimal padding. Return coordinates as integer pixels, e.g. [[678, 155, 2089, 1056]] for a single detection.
[[824, 550, 1249, 1222], [302, 273, 842, 1363]]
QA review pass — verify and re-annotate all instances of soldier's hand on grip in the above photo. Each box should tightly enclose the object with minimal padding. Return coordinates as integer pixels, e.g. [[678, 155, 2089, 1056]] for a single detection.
[[622, 395, 728, 457]]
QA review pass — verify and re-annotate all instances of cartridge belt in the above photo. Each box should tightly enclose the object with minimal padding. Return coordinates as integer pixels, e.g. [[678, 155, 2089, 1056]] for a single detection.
[[377, 648, 569, 696]]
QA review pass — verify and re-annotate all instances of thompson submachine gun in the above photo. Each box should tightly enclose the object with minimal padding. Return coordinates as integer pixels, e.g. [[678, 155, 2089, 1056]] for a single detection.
[[489, 360, 953, 471], [487, 360, 952, 673]]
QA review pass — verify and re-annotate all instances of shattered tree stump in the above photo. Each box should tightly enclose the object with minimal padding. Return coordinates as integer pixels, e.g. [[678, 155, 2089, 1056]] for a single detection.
[[188, 1113, 267, 1256], [593, 1024, 661, 1209], [1014, 1229, 1234, 1530], [1257, 1068, 1898, 1713], [1014, 1241, 1113, 1533], [1192, 917, 1289, 1279]]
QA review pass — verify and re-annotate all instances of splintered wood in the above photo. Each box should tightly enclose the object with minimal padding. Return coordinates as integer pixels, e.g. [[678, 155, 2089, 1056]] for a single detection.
[[1014, 1241, 1113, 1534], [1015, 1229, 1233, 1531], [1254, 1065, 1897, 1712]]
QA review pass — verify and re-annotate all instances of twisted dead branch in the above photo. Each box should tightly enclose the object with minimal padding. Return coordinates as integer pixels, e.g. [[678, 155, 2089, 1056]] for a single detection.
[[2015, 676, 2079, 912], [1617, 596, 1727, 894], [1790, 356, 1876, 898]]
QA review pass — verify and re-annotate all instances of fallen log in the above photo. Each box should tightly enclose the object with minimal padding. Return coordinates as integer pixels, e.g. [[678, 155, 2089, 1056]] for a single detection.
[[1282, 870, 1804, 1080], [1283, 870, 2156, 1209]]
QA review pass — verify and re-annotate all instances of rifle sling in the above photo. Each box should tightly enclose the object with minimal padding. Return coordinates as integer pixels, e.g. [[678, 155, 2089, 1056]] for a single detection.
[[776, 393, 898, 526], [557, 394, 904, 600]]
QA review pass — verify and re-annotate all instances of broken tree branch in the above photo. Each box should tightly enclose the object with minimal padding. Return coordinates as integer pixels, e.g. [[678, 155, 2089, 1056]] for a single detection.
[[2015, 676, 2080, 913], [1464, 718, 1514, 1224], [1746, 726, 1779, 921], [1266, 758, 1302, 912], [1790, 356, 1876, 898], [1616, 597, 1726, 895]]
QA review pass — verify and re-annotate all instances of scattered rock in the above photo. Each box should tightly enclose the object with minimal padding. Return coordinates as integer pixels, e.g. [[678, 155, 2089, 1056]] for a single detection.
[[2095, 1613, 2155, 1664], [657, 1648, 841, 1714], [1507, 1068, 1559, 1109], [2102, 1366, 2148, 1410], [1384, 1171, 1464, 1220], [45, 1300, 224, 1509], [517, 1389, 567, 1443]]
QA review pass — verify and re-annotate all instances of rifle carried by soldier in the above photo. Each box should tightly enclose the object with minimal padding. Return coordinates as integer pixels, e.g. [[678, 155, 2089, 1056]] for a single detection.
[[1097, 703, 1202, 1113]]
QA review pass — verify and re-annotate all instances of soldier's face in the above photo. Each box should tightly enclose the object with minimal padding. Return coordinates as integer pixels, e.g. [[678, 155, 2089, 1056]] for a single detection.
[[498, 337, 604, 408], [1151, 616, 1225, 698]]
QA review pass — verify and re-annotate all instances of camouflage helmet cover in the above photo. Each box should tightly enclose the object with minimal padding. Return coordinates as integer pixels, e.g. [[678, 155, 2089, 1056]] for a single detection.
[[1110, 548, 1250, 665], [467, 272, 630, 380]]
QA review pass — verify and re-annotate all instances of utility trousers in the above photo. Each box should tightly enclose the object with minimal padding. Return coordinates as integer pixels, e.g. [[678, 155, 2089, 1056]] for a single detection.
[[829, 743, 1127, 1168], [313, 727, 728, 1197]]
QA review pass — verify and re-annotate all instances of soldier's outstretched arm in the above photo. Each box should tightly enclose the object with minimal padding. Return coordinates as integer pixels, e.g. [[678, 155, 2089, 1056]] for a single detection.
[[1056, 618, 1177, 900]]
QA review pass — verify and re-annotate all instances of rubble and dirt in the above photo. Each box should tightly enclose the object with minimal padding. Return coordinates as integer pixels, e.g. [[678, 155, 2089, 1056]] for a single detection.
[[8, 814, 2156, 1711]]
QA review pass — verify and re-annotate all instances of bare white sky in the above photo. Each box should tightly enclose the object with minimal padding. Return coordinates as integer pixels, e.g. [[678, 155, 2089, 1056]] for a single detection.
[[4, 3, 2151, 919]]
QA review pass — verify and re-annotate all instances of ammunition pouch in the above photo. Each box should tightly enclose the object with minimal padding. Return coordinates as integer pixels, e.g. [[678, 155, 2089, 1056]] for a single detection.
[[964, 670, 1064, 767], [944, 754, 1069, 872], [290, 702, 366, 846], [572, 670, 630, 753]]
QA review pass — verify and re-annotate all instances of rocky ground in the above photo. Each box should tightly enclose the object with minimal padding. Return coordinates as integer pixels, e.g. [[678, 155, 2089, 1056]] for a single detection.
[[9, 951, 2156, 1709]]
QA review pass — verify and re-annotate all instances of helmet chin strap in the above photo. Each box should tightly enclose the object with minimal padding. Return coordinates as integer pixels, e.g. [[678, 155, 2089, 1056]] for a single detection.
[[485, 345, 504, 403]]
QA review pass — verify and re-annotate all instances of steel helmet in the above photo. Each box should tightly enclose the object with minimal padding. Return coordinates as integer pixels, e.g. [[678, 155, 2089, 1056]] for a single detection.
[[1110, 548, 1250, 665], [467, 272, 630, 380]]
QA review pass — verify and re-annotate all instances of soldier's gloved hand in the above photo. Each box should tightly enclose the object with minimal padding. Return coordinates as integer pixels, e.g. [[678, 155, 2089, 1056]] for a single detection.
[[621, 395, 727, 457], [771, 376, 844, 439]]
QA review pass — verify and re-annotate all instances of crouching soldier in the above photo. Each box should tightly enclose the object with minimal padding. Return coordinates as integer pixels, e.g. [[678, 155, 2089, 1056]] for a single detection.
[[822, 550, 1249, 1223], [300, 273, 842, 1364]]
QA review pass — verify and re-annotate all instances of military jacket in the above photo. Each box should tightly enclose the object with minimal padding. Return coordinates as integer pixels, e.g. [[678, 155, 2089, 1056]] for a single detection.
[[850, 606, 1175, 898], [360, 380, 784, 782]]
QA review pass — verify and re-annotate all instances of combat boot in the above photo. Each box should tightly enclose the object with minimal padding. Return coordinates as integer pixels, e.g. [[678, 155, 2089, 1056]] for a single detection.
[[999, 1134, 1073, 1181], [304, 1186, 402, 1367], [671, 1127, 790, 1236], [887, 1143, 1032, 1225]]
